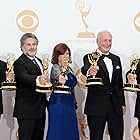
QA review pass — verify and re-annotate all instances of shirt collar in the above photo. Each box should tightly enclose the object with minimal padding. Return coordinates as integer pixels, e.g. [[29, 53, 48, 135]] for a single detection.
[[96, 48, 109, 56], [25, 54, 36, 60]]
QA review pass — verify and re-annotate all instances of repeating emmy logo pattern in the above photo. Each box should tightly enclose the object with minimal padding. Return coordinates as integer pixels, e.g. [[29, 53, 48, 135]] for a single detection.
[[78, 113, 89, 140], [13, 5, 140, 140], [134, 12, 140, 32], [76, 69, 87, 89], [75, 68, 89, 140], [75, 0, 95, 38], [16, 10, 39, 32]]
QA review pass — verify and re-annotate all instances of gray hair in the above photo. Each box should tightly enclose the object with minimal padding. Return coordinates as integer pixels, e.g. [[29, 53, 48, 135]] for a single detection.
[[97, 30, 112, 40], [20, 33, 39, 47]]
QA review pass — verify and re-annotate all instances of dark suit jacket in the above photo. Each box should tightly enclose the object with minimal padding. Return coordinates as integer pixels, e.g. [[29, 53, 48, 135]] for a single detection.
[[13, 53, 47, 119], [81, 52, 125, 117], [0, 60, 6, 115]]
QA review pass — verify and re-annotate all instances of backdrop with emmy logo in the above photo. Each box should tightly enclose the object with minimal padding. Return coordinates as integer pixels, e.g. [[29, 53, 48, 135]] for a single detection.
[[0, 0, 140, 140]]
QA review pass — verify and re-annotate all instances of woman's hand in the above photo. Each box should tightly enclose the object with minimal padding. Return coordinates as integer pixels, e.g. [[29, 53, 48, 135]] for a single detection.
[[59, 74, 68, 85]]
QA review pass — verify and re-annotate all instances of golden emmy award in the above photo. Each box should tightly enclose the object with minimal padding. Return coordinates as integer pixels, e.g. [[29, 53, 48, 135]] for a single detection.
[[54, 58, 71, 94], [75, 0, 95, 38], [86, 51, 103, 86], [36, 54, 52, 93], [1, 53, 16, 91], [124, 54, 140, 92]]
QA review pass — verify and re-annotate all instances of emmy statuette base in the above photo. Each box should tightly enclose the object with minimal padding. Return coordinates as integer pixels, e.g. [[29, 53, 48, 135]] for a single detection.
[[124, 83, 140, 92], [1, 81, 16, 91], [36, 82, 52, 93], [86, 76, 103, 87], [78, 32, 95, 38], [53, 85, 71, 94]]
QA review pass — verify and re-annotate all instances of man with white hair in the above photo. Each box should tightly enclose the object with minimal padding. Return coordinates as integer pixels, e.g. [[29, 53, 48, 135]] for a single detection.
[[81, 30, 126, 140]]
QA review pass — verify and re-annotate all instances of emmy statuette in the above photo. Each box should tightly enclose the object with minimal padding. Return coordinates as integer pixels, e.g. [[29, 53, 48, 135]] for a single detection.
[[1, 53, 16, 91], [54, 58, 71, 94], [86, 51, 103, 86], [124, 54, 140, 92], [75, 0, 95, 38], [36, 54, 52, 93]]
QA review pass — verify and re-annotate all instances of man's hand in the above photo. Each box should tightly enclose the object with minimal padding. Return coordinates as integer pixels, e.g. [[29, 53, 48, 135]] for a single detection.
[[88, 65, 99, 76], [39, 74, 49, 85], [127, 73, 137, 84], [6, 71, 15, 81]]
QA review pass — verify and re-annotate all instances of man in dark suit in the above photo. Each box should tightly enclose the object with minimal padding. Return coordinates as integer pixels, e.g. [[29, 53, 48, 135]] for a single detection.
[[81, 31, 126, 140], [126, 61, 140, 136], [0, 60, 7, 118], [13, 33, 48, 140]]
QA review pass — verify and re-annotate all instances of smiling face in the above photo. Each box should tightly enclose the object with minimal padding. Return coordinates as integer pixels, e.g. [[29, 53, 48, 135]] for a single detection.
[[96, 31, 112, 54], [58, 50, 70, 65]]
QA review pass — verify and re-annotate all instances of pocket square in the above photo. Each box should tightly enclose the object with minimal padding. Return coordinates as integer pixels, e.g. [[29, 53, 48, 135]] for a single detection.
[[116, 65, 120, 69]]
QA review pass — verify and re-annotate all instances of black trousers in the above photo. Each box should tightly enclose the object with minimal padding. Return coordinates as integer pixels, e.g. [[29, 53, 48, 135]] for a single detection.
[[138, 119, 140, 134], [87, 105, 124, 140], [17, 113, 46, 140]]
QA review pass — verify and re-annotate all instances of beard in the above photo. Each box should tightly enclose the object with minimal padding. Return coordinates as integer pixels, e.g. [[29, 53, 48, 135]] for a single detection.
[[21, 46, 37, 57], [25, 50, 37, 57]]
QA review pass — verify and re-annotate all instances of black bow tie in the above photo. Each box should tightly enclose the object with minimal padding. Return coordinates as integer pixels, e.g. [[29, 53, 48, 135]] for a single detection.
[[101, 53, 111, 59]]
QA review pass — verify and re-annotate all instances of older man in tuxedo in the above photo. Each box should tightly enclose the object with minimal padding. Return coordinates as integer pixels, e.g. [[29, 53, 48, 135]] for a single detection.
[[81, 31, 126, 140], [13, 33, 48, 140]]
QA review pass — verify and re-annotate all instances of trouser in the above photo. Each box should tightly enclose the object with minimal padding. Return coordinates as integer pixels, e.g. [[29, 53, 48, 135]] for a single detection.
[[138, 119, 140, 134], [87, 107, 124, 140], [17, 114, 45, 140]]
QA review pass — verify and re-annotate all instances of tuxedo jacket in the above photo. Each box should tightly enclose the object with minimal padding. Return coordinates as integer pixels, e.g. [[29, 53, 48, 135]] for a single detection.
[[0, 60, 6, 115], [81, 52, 125, 117], [13, 53, 48, 119]]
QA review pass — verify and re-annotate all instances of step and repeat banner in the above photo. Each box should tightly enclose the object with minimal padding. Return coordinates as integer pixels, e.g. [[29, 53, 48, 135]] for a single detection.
[[0, 0, 140, 139]]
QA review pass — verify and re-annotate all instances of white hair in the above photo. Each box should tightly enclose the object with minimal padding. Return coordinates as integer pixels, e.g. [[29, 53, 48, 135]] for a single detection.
[[97, 30, 112, 40]]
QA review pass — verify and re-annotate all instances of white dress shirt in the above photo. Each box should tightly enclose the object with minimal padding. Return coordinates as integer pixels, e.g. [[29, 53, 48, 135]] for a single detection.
[[103, 56, 113, 82]]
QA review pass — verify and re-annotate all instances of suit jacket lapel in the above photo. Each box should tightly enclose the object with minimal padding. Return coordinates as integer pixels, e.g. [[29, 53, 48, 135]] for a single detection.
[[110, 56, 116, 83], [21, 54, 42, 74], [99, 57, 110, 79]]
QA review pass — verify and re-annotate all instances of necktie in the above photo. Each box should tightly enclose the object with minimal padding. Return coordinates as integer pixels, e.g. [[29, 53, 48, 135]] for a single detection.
[[32, 59, 40, 70]]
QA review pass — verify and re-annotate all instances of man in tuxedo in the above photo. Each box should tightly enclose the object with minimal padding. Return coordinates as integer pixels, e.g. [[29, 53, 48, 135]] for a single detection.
[[13, 33, 48, 140], [81, 31, 126, 140], [0, 60, 7, 118]]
